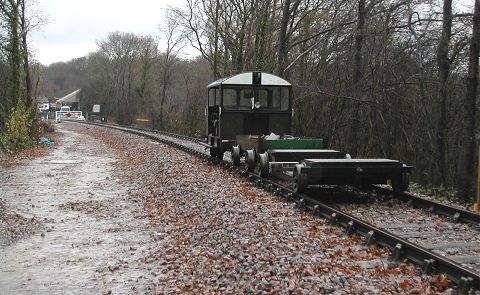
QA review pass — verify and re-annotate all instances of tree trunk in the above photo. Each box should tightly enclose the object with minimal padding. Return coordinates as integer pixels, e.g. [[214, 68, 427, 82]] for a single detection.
[[437, 0, 453, 185], [213, 0, 220, 78], [276, 0, 290, 77], [20, 0, 32, 108], [8, 1, 22, 109], [353, 0, 366, 87], [351, 0, 366, 157], [458, 0, 479, 201], [254, 0, 271, 70], [160, 82, 167, 130]]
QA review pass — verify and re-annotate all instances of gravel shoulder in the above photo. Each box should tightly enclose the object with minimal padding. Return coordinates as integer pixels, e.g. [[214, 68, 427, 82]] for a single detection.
[[0, 122, 461, 294]]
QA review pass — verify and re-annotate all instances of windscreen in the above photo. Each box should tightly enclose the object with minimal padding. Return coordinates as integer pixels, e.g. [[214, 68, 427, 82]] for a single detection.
[[222, 86, 290, 111]]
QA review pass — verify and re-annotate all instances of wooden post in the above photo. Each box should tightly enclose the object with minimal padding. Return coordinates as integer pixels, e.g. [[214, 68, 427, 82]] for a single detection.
[[476, 145, 480, 212]]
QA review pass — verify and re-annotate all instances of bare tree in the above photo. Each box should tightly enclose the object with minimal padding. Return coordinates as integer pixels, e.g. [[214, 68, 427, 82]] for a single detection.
[[458, 0, 479, 200], [436, 0, 453, 186], [97, 32, 150, 124], [136, 36, 157, 122], [171, 0, 216, 77], [157, 10, 186, 130]]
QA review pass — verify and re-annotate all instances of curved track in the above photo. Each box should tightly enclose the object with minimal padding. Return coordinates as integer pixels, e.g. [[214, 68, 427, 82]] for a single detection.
[[79, 121, 480, 291]]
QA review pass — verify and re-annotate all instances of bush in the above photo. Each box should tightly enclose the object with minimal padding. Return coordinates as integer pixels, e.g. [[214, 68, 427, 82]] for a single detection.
[[0, 99, 34, 151], [34, 119, 55, 136]]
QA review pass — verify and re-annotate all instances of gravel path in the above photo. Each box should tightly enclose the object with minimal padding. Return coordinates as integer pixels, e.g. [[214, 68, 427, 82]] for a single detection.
[[70, 122, 460, 294], [0, 124, 154, 294]]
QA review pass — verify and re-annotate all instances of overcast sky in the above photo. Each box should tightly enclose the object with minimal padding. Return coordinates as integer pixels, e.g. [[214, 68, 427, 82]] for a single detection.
[[30, 0, 473, 66], [30, 0, 187, 65]]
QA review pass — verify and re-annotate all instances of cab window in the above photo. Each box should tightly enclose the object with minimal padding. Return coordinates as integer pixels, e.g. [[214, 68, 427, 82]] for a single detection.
[[255, 87, 290, 110], [272, 87, 290, 110], [223, 88, 237, 108], [215, 88, 221, 106], [280, 87, 289, 110], [208, 88, 216, 106], [240, 88, 253, 108], [271, 87, 290, 110], [258, 89, 268, 107]]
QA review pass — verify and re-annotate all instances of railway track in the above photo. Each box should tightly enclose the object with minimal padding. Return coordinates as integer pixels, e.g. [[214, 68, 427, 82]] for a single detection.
[[79, 121, 480, 291]]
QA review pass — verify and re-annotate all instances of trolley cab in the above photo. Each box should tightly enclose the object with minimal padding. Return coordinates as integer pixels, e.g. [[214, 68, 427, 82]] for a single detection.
[[206, 71, 292, 158]]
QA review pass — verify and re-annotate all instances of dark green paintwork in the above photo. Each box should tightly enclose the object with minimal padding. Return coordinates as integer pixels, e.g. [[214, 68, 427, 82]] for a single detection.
[[264, 139, 324, 149]]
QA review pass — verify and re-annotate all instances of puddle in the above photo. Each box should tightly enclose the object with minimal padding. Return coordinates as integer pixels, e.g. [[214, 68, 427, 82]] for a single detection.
[[42, 160, 83, 164]]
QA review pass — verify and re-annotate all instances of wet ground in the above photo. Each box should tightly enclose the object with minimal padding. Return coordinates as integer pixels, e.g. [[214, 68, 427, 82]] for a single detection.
[[0, 122, 462, 294], [0, 124, 154, 294]]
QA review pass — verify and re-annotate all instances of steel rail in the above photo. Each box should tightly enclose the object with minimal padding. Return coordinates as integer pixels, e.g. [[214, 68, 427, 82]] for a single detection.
[[371, 185, 480, 226], [128, 125, 203, 144], [78, 121, 479, 291], [255, 178, 479, 291]]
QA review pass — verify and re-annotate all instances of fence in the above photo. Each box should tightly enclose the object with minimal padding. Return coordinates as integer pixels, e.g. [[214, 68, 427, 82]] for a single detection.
[[55, 111, 84, 122]]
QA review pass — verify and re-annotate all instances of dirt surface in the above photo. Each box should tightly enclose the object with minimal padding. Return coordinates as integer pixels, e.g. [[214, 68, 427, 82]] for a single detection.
[[0, 124, 154, 294], [0, 122, 463, 294]]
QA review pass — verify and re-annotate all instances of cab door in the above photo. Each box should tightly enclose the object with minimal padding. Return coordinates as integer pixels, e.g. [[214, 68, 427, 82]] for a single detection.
[[206, 87, 221, 147]]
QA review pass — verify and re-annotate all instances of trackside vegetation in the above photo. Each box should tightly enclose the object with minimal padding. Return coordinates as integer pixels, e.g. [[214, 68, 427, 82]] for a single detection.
[[0, 99, 34, 151], [0, 1, 41, 154]]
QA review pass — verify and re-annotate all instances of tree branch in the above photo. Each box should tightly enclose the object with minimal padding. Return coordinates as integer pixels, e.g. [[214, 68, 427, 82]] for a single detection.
[[287, 20, 356, 52]]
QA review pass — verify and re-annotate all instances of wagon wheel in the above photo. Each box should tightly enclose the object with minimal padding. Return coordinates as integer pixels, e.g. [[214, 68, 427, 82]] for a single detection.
[[392, 172, 410, 192], [293, 163, 308, 193], [246, 149, 256, 172], [216, 148, 224, 160], [259, 152, 269, 178], [210, 147, 218, 158], [232, 145, 241, 166]]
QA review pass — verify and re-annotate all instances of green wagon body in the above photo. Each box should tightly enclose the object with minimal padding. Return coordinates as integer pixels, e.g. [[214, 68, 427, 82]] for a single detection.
[[264, 139, 324, 150]]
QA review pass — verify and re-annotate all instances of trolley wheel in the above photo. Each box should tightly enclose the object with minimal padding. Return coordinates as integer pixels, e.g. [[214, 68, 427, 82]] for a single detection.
[[293, 163, 308, 193], [216, 148, 224, 160], [210, 148, 218, 158], [259, 153, 269, 178], [246, 149, 256, 172], [232, 145, 241, 166], [392, 172, 410, 192]]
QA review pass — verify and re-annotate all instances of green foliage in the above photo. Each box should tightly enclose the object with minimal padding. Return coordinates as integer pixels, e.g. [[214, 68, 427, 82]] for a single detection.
[[0, 99, 34, 150]]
